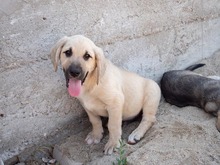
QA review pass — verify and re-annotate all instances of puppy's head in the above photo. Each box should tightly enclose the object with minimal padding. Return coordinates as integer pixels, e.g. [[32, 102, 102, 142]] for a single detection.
[[50, 35, 106, 97]]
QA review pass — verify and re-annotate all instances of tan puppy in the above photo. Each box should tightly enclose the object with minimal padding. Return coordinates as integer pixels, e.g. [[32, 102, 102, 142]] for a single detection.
[[50, 35, 161, 154]]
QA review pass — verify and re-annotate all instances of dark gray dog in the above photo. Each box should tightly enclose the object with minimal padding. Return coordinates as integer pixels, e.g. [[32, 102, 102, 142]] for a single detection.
[[161, 64, 220, 132]]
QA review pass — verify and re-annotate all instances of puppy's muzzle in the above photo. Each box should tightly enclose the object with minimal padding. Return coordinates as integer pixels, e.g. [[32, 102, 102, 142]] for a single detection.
[[69, 65, 82, 78], [64, 64, 88, 87]]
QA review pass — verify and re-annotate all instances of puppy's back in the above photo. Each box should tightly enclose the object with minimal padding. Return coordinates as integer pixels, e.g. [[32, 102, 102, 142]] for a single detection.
[[161, 69, 220, 108]]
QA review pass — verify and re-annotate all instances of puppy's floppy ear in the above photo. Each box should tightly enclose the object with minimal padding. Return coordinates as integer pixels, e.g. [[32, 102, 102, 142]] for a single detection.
[[50, 36, 69, 72], [94, 46, 106, 85]]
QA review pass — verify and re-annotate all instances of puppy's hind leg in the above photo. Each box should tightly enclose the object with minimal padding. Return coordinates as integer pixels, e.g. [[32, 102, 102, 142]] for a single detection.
[[128, 84, 161, 144]]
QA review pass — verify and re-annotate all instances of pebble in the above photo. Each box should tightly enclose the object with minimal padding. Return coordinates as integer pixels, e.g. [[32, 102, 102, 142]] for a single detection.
[[0, 159, 4, 165]]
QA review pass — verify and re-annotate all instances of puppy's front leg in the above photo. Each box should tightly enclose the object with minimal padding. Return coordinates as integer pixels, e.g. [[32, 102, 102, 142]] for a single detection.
[[104, 106, 123, 155], [85, 111, 104, 145]]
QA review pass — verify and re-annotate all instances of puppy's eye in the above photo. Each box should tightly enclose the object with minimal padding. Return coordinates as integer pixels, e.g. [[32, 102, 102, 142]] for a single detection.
[[64, 48, 72, 57], [83, 53, 91, 61]]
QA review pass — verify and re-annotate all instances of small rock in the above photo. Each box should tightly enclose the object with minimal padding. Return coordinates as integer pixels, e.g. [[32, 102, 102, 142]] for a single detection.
[[42, 157, 56, 164], [49, 159, 56, 164], [41, 56, 48, 60], [15, 163, 25, 165], [42, 157, 50, 163], [0, 159, 4, 165]]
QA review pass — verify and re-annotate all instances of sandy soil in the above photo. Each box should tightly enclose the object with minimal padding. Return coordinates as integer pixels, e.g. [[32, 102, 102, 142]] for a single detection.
[[2, 51, 220, 164], [126, 50, 220, 165], [21, 50, 220, 165]]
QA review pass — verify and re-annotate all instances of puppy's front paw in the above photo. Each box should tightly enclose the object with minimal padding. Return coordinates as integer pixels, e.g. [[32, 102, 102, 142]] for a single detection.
[[85, 131, 103, 145], [104, 139, 120, 155]]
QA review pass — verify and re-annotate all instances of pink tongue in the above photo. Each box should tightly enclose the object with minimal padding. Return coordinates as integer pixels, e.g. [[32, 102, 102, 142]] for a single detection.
[[68, 79, 82, 97]]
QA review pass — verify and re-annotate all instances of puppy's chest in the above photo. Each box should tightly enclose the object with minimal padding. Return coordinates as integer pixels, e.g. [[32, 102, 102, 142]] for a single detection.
[[79, 95, 108, 117]]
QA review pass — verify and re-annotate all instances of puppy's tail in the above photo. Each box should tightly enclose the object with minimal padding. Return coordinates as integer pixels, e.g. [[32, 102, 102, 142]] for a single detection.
[[185, 63, 205, 71]]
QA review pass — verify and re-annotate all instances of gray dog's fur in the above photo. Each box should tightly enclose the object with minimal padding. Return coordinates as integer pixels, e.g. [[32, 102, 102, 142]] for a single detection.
[[161, 64, 220, 132]]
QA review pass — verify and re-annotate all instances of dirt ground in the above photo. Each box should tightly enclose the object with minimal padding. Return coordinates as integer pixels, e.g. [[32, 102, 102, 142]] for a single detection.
[[1, 0, 220, 164], [128, 50, 220, 165], [3, 50, 219, 165], [53, 50, 220, 165]]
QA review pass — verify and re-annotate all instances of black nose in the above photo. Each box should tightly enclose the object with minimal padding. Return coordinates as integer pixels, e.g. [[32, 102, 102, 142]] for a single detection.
[[69, 65, 82, 78]]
